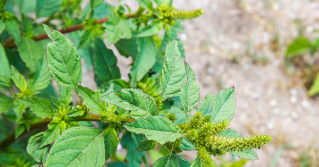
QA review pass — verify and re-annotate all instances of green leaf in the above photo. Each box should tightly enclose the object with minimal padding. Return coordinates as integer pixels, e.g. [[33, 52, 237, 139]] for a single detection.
[[124, 116, 183, 144], [130, 37, 157, 86], [39, 120, 66, 148], [44, 24, 82, 92], [78, 85, 106, 113], [104, 127, 119, 160], [58, 85, 72, 105], [135, 140, 157, 152], [0, 44, 11, 87], [13, 100, 26, 122], [115, 38, 138, 60], [29, 58, 51, 92], [177, 39, 185, 59], [153, 0, 172, 7], [5, 19, 20, 44], [17, 37, 45, 72], [11, 66, 27, 92], [0, 20, 5, 34], [136, 21, 163, 37], [94, 38, 121, 83], [100, 88, 158, 119], [169, 107, 187, 124], [154, 154, 190, 167], [15, 123, 25, 138], [286, 37, 312, 58], [220, 129, 258, 160], [27, 132, 50, 163], [180, 63, 199, 117], [181, 137, 196, 151], [308, 73, 319, 96], [45, 127, 105, 167], [160, 40, 186, 100], [36, 0, 62, 17], [14, 0, 36, 14], [107, 162, 129, 167], [104, 13, 132, 45], [137, 0, 153, 11], [198, 94, 215, 116], [190, 157, 201, 167], [18, 97, 54, 118], [0, 93, 13, 113], [121, 132, 143, 167], [211, 87, 235, 122]]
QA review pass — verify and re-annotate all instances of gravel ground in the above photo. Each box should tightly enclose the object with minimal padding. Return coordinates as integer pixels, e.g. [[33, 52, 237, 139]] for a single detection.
[[80, 0, 319, 166]]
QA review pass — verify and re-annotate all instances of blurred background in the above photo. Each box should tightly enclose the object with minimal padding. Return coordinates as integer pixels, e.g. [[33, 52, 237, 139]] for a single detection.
[[75, 0, 318, 166]]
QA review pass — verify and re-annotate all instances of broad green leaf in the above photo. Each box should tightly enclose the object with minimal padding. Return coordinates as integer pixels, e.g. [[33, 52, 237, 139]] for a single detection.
[[13, 100, 26, 122], [36, 0, 62, 17], [286, 37, 312, 58], [160, 40, 186, 100], [67, 108, 85, 118], [135, 140, 157, 152], [100, 88, 158, 119], [29, 58, 51, 92], [220, 129, 258, 160], [107, 162, 129, 167], [78, 85, 107, 113], [180, 63, 199, 117], [44, 25, 82, 92], [5, 19, 20, 44], [136, 21, 163, 37], [39, 120, 66, 148], [45, 127, 105, 167], [77, 30, 95, 49], [161, 30, 172, 52], [154, 154, 190, 167], [0, 44, 11, 86], [94, 38, 121, 83], [131, 133, 144, 145], [115, 38, 138, 60], [121, 132, 144, 167], [104, 127, 119, 160], [153, 0, 172, 7], [308, 73, 319, 96], [0, 93, 13, 113], [27, 132, 50, 163], [0, 20, 5, 34], [11, 66, 27, 92], [137, 0, 153, 11], [130, 37, 157, 86], [17, 37, 45, 72], [190, 157, 201, 167], [124, 116, 183, 144], [169, 107, 187, 124], [177, 39, 185, 59], [18, 97, 54, 118], [310, 38, 319, 55], [198, 94, 215, 116], [181, 137, 196, 151], [104, 13, 132, 45], [14, 0, 36, 14], [211, 87, 235, 122]]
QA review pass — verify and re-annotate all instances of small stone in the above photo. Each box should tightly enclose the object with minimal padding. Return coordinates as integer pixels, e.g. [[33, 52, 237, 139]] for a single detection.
[[269, 99, 277, 106], [290, 96, 297, 103], [301, 100, 309, 107]]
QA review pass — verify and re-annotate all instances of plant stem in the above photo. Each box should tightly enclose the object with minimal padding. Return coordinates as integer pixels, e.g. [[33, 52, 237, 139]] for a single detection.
[[3, 14, 138, 48], [9, 85, 15, 95], [0, 114, 134, 150]]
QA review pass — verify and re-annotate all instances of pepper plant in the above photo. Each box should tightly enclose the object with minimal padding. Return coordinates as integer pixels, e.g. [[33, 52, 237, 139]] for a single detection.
[[0, 0, 271, 166]]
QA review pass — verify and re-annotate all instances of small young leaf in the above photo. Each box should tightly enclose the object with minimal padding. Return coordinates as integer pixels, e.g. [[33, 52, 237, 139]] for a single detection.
[[169, 107, 187, 124], [94, 38, 121, 83], [180, 62, 200, 117], [136, 20, 163, 37], [5, 19, 20, 44], [18, 97, 54, 118], [0, 93, 13, 113], [198, 94, 215, 116], [17, 37, 45, 72], [211, 87, 235, 123], [45, 127, 105, 167], [27, 132, 50, 163], [78, 85, 107, 113], [114, 38, 138, 60], [58, 85, 72, 105], [181, 137, 196, 151], [286, 37, 312, 58], [36, 0, 62, 17], [104, 13, 132, 45], [0, 44, 11, 87], [160, 40, 186, 100], [100, 88, 158, 119], [153, 0, 172, 7], [39, 120, 66, 148], [308, 73, 319, 96], [104, 127, 119, 160], [0, 20, 5, 34], [11, 66, 27, 92], [107, 162, 129, 167], [78, 29, 96, 49], [124, 116, 183, 144], [135, 140, 157, 152], [153, 154, 190, 167], [29, 58, 51, 92], [130, 37, 157, 86], [220, 129, 258, 160], [137, 0, 153, 11], [15, 123, 25, 139], [44, 25, 82, 92]]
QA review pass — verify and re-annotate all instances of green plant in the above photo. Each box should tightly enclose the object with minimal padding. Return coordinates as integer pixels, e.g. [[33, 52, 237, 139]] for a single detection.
[[0, 0, 271, 166]]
